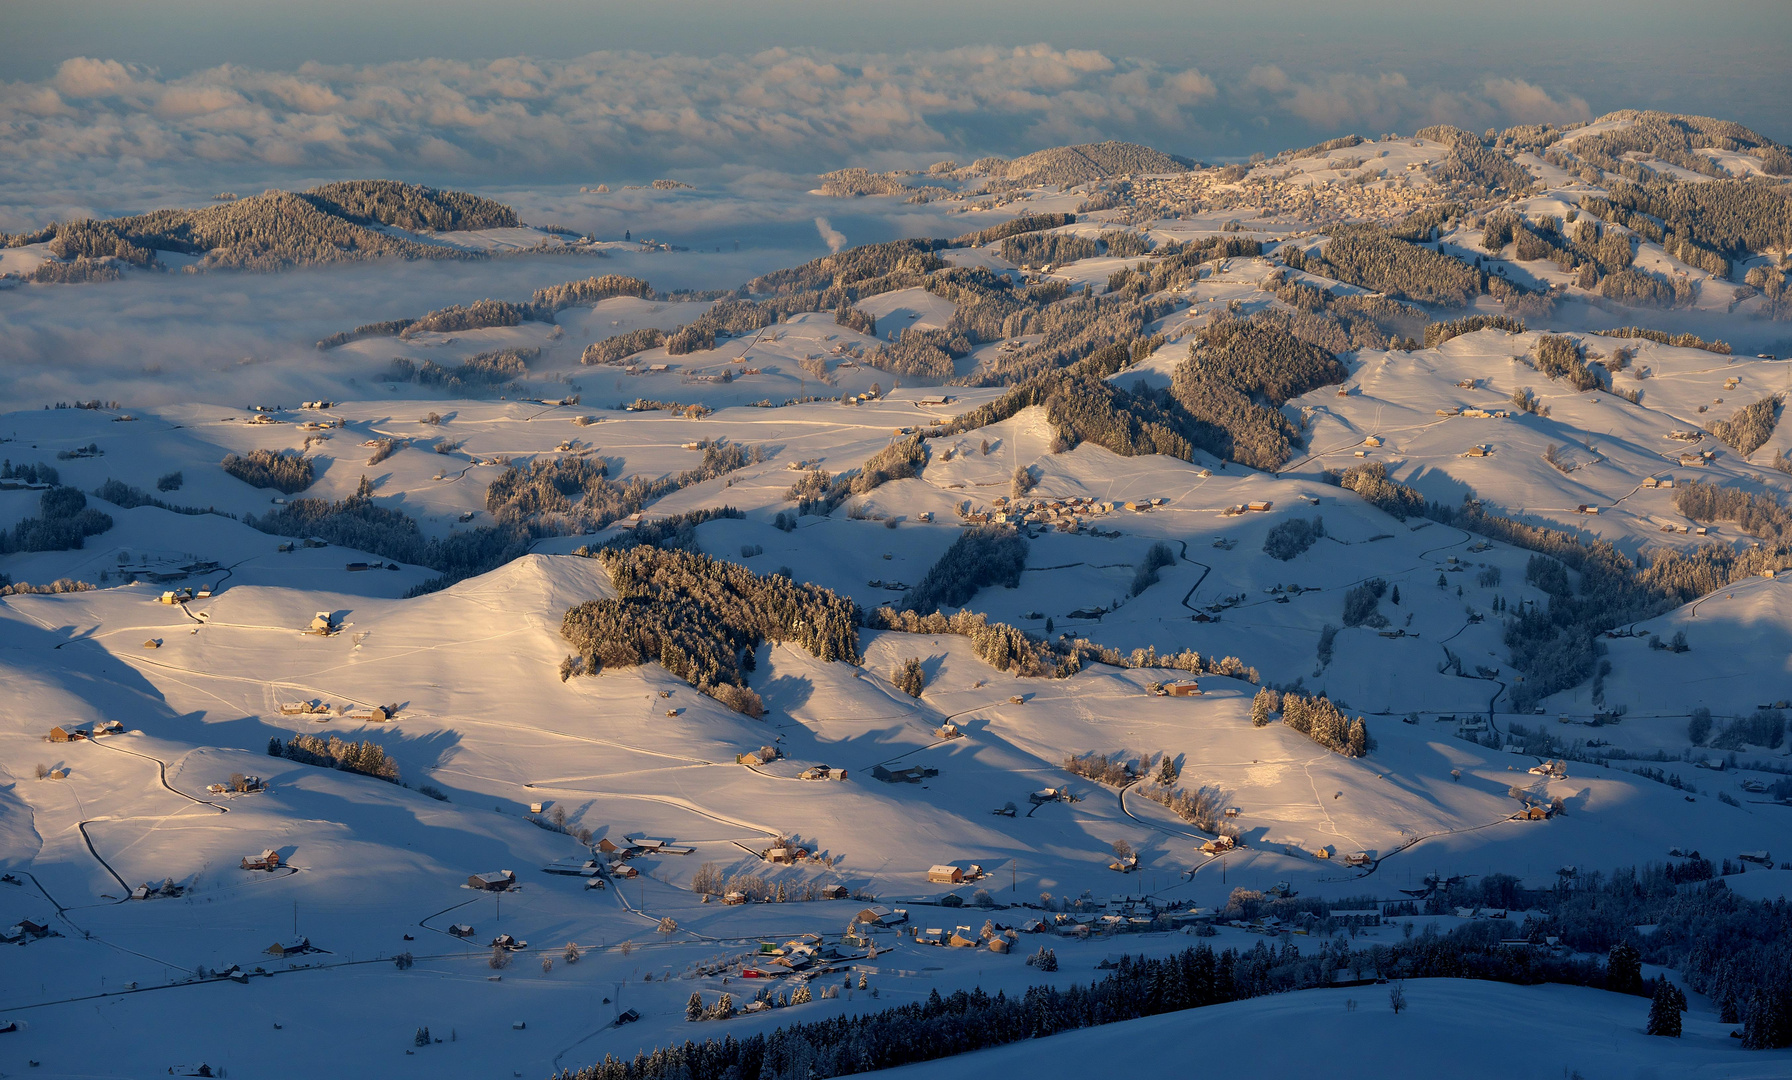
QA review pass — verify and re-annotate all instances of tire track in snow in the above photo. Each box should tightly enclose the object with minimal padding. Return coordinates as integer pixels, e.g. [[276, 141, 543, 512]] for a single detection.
[[75, 820, 131, 893]]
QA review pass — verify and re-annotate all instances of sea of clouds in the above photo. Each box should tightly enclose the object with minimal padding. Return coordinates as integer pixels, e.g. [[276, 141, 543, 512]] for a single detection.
[[0, 45, 1601, 229]]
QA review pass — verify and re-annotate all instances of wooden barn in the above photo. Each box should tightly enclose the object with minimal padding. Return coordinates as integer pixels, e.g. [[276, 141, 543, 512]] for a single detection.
[[240, 850, 281, 871]]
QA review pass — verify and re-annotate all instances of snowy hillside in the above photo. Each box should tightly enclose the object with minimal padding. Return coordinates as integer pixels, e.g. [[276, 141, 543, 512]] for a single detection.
[[4, 109, 1792, 1078]]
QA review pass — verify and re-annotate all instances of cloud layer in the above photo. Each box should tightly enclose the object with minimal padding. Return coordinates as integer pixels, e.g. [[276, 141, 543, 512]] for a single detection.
[[0, 46, 1597, 194]]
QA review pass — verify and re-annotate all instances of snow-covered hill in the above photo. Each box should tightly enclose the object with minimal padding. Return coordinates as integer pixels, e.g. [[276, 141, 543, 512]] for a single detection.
[[5, 112, 1792, 1077]]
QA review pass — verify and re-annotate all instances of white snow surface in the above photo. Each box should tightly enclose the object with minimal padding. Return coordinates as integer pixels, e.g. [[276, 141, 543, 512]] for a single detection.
[[3, 170, 1791, 1080], [878, 978, 1791, 1079]]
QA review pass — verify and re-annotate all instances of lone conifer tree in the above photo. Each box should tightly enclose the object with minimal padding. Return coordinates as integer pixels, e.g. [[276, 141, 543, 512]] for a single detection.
[[1250, 687, 1274, 727], [1647, 979, 1683, 1037], [686, 992, 704, 1022]]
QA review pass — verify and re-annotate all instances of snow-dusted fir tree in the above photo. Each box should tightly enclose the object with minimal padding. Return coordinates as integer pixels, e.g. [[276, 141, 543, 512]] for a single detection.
[[1250, 687, 1274, 727], [1647, 979, 1684, 1036]]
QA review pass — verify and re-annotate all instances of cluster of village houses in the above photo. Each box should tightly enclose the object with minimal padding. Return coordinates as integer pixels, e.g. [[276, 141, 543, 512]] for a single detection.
[[278, 698, 390, 722], [959, 494, 1166, 532]]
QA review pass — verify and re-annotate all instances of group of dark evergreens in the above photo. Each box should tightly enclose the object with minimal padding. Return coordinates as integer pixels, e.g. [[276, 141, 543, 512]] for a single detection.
[[898, 526, 1029, 614], [0, 481, 114, 554], [221, 448, 316, 494], [560, 544, 861, 714], [383, 347, 538, 396], [8, 180, 520, 275], [1675, 480, 1792, 544], [268, 733, 401, 782], [916, 311, 1350, 474], [1285, 223, 1489, 307], [1258, 687, 1372, 757], [1707, 395, 1782, 456]]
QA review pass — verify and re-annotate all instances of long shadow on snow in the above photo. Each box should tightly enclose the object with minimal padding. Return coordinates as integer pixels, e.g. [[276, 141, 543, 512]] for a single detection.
[[8, 617, 464, 780]]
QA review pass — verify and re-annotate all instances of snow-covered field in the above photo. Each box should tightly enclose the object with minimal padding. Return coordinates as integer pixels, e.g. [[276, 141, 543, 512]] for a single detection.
[[4, 120, 1792, 1077], [880, 978, 1792, 1080]]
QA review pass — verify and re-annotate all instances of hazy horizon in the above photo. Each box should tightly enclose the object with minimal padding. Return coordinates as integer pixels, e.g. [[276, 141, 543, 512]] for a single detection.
[[1, 1, 1787, 230]]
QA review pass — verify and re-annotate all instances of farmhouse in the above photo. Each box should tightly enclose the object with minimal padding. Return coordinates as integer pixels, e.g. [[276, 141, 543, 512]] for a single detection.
[[467, 870, 517, 891], [264, 937, 313, 957], [239, 850, 281, 871], [927, 864, 965, 884]]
